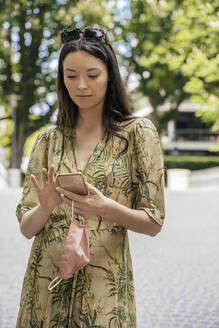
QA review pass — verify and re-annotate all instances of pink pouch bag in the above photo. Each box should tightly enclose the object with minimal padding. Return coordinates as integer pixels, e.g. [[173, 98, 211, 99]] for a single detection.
[[48, 201, 90, 290]]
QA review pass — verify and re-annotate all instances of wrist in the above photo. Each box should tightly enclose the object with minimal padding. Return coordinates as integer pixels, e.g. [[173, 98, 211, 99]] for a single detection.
[[38, 204, 53, 218], [102, 197, 116, 217]]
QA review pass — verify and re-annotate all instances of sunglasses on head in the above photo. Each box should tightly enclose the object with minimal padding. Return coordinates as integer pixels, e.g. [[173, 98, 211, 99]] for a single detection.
[[60, 28, 109, 45]]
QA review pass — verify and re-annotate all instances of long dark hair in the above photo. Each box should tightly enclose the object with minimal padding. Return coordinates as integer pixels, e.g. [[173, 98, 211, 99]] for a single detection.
[[56, 38, 137, 154]]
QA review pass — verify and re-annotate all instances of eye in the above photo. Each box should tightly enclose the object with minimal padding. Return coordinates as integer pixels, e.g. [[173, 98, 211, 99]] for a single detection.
[[88, 75, 98, 79], [67, 75, 77, 79]]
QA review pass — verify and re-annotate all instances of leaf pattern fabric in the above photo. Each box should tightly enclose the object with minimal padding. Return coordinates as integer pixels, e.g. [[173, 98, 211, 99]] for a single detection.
[[16, 117, 165, 328]]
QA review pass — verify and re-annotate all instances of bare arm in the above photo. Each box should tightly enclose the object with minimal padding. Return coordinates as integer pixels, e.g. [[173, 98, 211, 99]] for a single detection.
[[20, 166, 62, 239], [103, 198, 161, 236], [20, 204, 51, 239], [57, 183, 162, 237]]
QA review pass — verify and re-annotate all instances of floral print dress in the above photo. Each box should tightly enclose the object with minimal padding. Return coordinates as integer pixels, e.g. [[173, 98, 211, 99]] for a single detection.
[[16, 117, 165, 328]]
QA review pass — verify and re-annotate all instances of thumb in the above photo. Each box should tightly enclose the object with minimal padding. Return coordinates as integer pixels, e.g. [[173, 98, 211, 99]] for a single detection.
[[85, 182, 99, 195]]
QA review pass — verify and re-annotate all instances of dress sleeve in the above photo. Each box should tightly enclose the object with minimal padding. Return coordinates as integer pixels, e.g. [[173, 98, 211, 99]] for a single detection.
[[132, 118, 165, 226], [16, 130, 49, 222]]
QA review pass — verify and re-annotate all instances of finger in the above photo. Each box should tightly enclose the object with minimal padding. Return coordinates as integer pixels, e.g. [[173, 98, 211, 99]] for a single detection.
[[74, 205, 85, 217], [75, 208, 84, 217], [85, 182, 98, 195], [73, 207, 83, 217], [74, 204, 82, 213], [74, 205, 80, 215], [41, 168, 48, 185], [56, 187, 82, 201], [30, 174, 41, 192], [48, 165, 55, 184], [61, 194, 72, 207]]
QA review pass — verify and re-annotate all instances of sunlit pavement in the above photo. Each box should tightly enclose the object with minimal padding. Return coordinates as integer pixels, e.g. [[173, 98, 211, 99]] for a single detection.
[[0, 187, 219, 328]]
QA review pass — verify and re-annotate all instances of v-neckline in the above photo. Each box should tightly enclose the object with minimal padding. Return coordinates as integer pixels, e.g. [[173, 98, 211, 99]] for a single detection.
[[73, 129, 108, 175]]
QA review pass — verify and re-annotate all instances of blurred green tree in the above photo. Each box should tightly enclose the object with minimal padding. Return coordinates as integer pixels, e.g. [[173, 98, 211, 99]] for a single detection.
[[1, 0, 218, 168], [0, 0, 117, 169], [118, 0, 219, 136], [0, 0, 79, 168]]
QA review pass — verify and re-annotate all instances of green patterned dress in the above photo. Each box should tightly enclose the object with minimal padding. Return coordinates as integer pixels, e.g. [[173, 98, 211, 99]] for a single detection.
[[16, 117, 165, 328]]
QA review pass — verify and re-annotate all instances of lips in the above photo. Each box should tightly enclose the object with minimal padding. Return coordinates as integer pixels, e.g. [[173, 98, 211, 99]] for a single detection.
[[76, 95, 92, 97], [76, 95, 92, 101]]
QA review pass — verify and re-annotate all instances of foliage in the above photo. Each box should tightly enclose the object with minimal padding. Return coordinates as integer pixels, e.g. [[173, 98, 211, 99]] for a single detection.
[[0, 118, 13, 147], [164, 155, 219, 171], [0, 0, 119, 167], [118, 0, 219, 134], [0, 0, 78, 167], [175, 1, 219, 139], [1, 0, 219, 166]]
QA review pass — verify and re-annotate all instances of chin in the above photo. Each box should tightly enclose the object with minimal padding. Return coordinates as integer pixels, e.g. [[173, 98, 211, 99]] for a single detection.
[[77, 103, 94, 110], [78, 101, 104, 112]]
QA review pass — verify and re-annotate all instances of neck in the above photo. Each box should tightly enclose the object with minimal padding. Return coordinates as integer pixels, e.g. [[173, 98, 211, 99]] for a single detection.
[[76, 101, 105, 133]]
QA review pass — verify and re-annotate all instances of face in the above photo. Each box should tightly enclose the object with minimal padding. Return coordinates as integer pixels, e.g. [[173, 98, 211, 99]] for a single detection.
[[63, 50, 108, 112]]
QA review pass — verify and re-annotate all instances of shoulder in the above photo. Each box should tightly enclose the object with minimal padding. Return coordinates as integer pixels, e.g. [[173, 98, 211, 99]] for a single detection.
[[35, 125, 62, 142], [125, 117, 160, 150], [133, 117, 156, 130], [134, 117, 159, 138], [32, 125, 62, 152], [118, 117, 158, 138], [38, 125, 62, 138], [132, 118, 162, 156], [135, 118, 160, 148]]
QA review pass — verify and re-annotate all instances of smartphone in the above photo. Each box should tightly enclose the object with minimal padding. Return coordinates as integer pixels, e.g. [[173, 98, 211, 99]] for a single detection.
[[57, 173, 88, 195]]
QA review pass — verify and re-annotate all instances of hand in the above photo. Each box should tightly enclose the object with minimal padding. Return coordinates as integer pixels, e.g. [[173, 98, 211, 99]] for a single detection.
[[56, 182, 110, 218], [31, 165, 63, 214]]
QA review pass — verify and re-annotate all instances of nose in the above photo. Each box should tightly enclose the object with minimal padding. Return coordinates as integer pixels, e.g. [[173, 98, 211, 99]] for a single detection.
[[77, 77, 88, 90]]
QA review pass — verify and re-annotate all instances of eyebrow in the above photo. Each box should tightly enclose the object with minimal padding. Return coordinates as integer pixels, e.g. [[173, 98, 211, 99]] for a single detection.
[[64, 68, 101, 72]]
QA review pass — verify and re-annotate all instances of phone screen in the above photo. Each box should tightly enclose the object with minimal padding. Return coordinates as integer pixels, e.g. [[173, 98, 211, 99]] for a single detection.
[[57, 174, 88, 195]]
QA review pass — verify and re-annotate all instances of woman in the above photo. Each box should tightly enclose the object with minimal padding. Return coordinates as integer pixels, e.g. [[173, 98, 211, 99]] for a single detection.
[[16, 28, 165, 328]]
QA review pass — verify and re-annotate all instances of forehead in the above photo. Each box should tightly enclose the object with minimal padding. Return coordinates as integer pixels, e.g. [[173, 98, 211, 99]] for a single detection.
[[63, 50, 107, 72]]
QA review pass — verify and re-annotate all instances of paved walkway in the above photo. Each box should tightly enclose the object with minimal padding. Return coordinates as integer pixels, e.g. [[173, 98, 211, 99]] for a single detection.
[[0, 188, 219, 328]]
